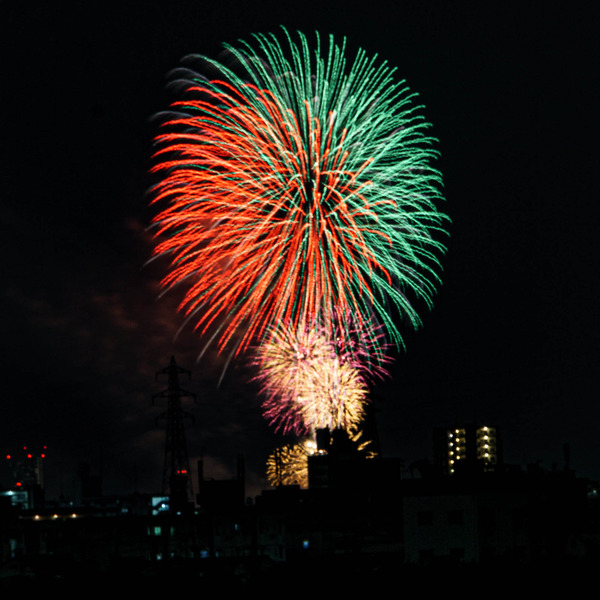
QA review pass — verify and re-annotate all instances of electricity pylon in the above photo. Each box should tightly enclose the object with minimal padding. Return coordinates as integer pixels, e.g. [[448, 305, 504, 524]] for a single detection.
[[153, 356, 196, 512]]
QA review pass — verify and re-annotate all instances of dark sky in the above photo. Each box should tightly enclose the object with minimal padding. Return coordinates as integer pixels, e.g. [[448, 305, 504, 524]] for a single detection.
[[2, 2, 598, 500]]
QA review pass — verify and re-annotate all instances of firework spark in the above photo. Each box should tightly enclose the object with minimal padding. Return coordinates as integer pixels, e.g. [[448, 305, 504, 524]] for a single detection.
[[150, 28, 449, 360]]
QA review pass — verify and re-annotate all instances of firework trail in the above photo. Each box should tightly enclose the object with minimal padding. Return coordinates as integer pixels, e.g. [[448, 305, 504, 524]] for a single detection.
[[150, 28, 449, 361], [327, 307, 392, 381]]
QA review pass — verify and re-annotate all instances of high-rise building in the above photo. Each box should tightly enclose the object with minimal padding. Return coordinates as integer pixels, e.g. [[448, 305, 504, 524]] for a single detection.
[[3, 445, 47, 508], [433, 424, 501, 475]]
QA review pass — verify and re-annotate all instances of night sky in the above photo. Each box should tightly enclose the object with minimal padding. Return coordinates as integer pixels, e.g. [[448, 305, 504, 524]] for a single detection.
[[2, 2, 598, 501]]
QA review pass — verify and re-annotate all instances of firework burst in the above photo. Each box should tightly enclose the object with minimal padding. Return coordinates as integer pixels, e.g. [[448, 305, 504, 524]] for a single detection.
[[266, 439, 318, 488], [150, 28, 449, 360], [253, 320, 378, 435]]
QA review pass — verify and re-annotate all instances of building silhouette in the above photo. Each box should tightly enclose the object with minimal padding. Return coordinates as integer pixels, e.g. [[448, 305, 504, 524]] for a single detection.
[[1, 423, 598, 585]]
